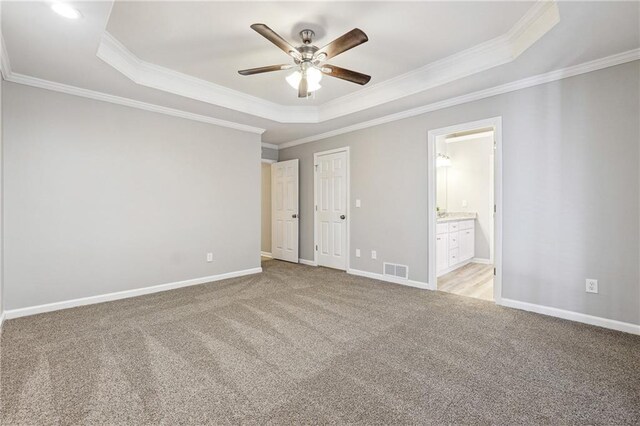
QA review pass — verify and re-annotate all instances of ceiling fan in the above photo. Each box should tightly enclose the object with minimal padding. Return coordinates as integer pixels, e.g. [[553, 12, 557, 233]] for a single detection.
[[238, 24, 371, 98]]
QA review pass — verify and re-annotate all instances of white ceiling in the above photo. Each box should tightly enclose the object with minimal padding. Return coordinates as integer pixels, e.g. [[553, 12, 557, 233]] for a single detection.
[[2, 1, 639, 145], [106, 1, 534, 106]]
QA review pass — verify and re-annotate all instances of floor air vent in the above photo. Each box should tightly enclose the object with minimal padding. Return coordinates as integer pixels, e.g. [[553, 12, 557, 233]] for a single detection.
[[383, 262, 409, 279]]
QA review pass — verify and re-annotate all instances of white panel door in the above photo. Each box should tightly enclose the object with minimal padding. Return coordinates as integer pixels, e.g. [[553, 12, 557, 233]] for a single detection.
[[271, 159, 299, 263], [316, 151, 347, 270]]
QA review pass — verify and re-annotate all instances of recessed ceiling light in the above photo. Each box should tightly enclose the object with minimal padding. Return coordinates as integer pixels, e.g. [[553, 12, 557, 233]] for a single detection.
[[51, 3, 82, 20]]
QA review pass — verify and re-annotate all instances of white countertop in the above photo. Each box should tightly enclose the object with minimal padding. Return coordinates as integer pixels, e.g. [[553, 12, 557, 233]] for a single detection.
[[437, 212, 477, 223]]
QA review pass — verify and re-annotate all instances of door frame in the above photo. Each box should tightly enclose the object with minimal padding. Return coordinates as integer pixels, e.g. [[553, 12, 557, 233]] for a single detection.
[[313, 147, 351, 270], [427, 117, 503, 303]]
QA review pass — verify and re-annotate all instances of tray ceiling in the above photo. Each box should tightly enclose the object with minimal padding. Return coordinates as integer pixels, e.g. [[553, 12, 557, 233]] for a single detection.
[[2, 1, 639, 143], [105, 1, 535, 106], [99, 1, 559, 123]]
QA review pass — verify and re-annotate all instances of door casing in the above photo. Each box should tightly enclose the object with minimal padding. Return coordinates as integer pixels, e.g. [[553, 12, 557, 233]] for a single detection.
[[313, 147, 350, 270], [427, 117, 503, 303]]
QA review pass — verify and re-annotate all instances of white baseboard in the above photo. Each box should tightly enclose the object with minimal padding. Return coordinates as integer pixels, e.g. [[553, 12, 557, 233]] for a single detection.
[[347, 268, 430, 290], [3, 267, 263, 320], [471, 258, 493, 265], [500, 298, 640, 335], [0, 312, 5, 333], [260, 251, 273, 258], [299, 258, 317, 266]]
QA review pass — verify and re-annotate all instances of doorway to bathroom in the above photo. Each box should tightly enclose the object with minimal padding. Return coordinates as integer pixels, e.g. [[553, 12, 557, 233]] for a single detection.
[[427, 117, 502, 303]]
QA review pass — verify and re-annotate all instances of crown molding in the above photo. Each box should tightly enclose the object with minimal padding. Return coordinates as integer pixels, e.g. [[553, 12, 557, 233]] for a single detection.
[[2, 29, 263, 134], [317, 0, 560, 122], [277, 48, 640, 149], [97, 1, 559, 124], [0, 31, 11, 79], [261, 142, 279, 150], [5, 35, 636, 148], [3, 70, 266, 135], [97, 32, 317, 124]]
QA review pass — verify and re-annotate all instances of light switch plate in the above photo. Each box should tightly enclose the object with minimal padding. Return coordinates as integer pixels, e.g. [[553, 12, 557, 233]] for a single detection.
[[356, 199, 361, 208], [371, 250, 377, 259], [586, 279, 598, 293], [355, 249, 361, 258], [207, 253, 213, 262]]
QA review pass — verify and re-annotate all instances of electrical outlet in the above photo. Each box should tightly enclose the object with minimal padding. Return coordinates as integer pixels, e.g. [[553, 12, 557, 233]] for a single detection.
[[586, 279, 598, 294], [356, 199, 361, 208], [207, 253, 213, 262], [371, 250, 377, 260], [355, 249, 361, 258]]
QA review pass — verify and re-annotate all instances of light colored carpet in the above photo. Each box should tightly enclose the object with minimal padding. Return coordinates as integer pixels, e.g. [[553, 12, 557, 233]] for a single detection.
[[1, 259, 639, 425]]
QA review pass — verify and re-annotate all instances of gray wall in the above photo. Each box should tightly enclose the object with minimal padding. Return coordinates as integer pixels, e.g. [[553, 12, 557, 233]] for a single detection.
[[261, 146, 278, 161], [261, 162, 272, 253], [279, 61, 640, 325], [3, 82, 261, 310]]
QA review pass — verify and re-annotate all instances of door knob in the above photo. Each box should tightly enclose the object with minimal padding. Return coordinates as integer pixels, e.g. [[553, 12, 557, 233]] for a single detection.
[[340, 215, 346, 220], [292, 214, 298, 218]]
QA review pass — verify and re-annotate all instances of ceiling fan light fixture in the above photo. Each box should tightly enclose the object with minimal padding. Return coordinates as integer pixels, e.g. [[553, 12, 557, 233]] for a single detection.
[[286, 69, 322, 92], [239, 23, 370, 98], [306, 67, 323, 86]]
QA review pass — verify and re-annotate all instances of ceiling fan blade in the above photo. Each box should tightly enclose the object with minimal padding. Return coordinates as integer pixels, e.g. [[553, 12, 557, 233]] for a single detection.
[[238, 64, 292, 76], [250, 23, 301, 60], [315, 28, 368, 61], [321, 65, 371, 85], [298, 74, 308, 98]]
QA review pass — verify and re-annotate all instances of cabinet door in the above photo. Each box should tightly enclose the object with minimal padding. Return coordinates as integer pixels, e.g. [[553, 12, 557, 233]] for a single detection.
[[459, 228, 474, 261], [448, 248, 460, 267], [436, 234, 448, 274]]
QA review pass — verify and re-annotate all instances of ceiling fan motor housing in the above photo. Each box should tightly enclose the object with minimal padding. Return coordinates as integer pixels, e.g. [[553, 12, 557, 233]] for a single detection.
[[299, 29, 315, 44]]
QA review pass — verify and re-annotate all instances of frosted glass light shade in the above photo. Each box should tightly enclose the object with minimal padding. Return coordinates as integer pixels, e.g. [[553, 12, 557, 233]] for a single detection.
[[286, 68, 322, 92]]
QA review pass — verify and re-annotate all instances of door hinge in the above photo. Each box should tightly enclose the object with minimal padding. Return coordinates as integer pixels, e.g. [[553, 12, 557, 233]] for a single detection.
[[493, 268, 496, 276], [315, 245, 318, 251], [494, 204, 497, 213], [315, 205, 318, 211]]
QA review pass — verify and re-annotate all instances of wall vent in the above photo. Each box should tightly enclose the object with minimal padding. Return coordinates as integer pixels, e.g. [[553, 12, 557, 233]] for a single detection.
[[383, 262, 409, 279]]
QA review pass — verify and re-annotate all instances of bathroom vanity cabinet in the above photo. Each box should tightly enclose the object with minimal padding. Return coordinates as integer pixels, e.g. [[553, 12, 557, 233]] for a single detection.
[[436, 219, 475, 276]]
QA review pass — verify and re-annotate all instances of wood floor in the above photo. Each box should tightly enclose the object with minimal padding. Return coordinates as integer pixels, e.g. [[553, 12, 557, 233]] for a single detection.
[[438, 262, 494, 301]]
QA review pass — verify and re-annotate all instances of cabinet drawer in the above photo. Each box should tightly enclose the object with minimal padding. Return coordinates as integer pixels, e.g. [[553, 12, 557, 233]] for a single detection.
[[459, 220, 474, 230], [448, 231, 459, 249], [448, 248, 460, 266], [436, 223, 449, 234], [448, 221, 460, 232]]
